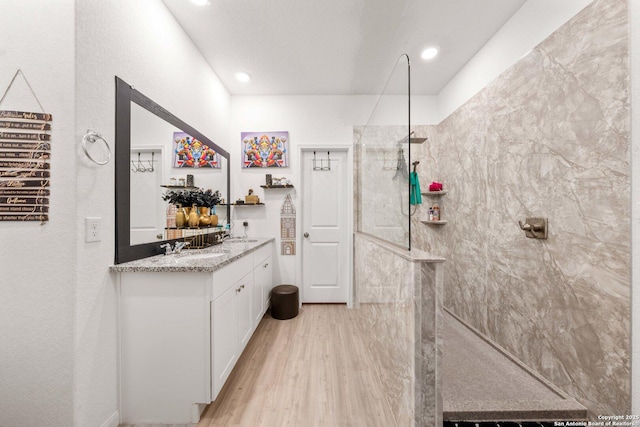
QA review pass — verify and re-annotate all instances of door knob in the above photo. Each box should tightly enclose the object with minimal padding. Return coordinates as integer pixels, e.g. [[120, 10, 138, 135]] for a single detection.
[[304, 232, 309, 238]]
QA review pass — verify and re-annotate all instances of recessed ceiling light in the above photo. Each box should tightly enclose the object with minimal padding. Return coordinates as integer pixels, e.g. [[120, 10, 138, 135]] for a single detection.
[[190, 0, 210, 6], [235, 72, 251, 83], [421, 47, 439, 60]]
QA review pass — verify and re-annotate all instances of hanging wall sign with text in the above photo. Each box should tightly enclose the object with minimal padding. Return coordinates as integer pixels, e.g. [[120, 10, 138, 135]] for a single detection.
[[0, 110, 51, 222]]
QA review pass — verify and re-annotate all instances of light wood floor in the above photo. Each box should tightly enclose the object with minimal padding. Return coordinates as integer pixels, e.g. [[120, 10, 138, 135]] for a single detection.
[[197, 304, 399, 427]]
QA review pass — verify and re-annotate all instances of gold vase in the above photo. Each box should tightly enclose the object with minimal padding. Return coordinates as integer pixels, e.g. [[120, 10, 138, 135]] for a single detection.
[[210, 214, 218, 227], [199, 207, 212, 226], [175, 204, 186, 228], [188, 204, 199, 227]]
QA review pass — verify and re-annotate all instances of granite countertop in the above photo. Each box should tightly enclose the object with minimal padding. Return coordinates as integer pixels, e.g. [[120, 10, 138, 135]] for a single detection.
[[110, 237, 275, 273]]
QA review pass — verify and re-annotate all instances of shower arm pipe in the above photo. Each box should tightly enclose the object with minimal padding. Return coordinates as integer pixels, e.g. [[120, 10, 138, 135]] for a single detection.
[[405, 53, 411, 250], [397, 131, 417, 145]]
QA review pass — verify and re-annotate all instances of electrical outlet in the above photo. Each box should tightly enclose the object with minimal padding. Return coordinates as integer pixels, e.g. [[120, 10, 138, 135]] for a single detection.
[[85, 217, 101, 243], [243, 221, 249, 227]]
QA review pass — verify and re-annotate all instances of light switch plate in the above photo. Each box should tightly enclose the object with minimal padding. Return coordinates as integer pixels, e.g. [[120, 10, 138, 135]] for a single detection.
[[85, 217, 101, 242]]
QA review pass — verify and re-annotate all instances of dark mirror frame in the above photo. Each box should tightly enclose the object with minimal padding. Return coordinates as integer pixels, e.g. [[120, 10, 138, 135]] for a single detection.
[[115, 76, 231, 264]]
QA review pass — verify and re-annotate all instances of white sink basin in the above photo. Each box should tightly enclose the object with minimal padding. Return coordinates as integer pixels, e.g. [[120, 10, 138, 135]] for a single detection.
[[179, 252, 226, 261]]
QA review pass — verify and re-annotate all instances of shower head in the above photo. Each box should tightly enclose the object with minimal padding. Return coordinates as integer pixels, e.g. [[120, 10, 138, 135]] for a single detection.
[[397, 131, 428, 144], [409, 137, 428, 144]]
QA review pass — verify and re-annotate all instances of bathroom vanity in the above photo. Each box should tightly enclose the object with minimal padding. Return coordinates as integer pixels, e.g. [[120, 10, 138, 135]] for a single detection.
[[111, 238, 274, 424]]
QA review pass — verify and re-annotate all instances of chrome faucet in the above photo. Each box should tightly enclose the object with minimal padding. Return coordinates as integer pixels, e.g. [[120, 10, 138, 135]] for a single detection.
[[174, 241, 189, 253], [160, 243, 173, 255], [160, 241, 190, 255]]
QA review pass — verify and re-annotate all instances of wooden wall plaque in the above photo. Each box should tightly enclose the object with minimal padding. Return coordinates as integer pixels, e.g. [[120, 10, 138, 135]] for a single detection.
[[0, 110, 51, 222]]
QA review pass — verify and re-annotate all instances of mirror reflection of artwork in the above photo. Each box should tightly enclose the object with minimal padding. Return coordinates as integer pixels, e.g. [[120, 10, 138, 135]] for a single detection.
[[242, 131, 288, 168], [173, 131, 220, 168]]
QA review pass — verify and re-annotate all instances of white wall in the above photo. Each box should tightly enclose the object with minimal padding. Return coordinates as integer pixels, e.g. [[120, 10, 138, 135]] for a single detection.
[[74, 1, 230, 426], [0, 2, 76, 427], [231, 96, 365, 285]]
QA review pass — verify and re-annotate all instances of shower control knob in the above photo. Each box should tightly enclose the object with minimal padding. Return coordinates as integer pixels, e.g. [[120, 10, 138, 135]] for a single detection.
[[304, 232, 309, 238]]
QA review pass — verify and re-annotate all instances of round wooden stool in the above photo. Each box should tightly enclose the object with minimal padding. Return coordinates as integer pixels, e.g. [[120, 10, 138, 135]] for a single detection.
[[270, 285, 299, 320]]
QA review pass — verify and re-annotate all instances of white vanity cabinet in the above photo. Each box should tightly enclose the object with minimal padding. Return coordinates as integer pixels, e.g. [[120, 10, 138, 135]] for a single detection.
[[118, 271, 212, 424], [210, 255, 254, 398], [115, 240, 273, 425], [252, 244, 273, 326], [211, 244, 273, 398]]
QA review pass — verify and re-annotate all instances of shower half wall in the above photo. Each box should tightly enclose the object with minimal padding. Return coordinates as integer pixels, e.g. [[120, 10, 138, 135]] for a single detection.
[[352, 55, 446, 426]]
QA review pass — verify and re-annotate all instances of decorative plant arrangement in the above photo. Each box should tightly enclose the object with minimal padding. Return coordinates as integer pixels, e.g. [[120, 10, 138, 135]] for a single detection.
[[162, 188, 222, 228], [162, 189, 189, 207], [193, 189, 222, 208], [162, 188, 221, 208]]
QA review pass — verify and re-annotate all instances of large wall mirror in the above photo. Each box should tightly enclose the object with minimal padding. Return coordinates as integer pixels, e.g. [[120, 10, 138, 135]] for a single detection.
[[115, 77, 230, 264]]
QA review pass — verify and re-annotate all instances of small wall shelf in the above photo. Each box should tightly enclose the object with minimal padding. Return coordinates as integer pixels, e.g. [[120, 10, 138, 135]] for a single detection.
[[161, 185, 198, 189], [420, 220, 448, 225], [231, 203, 265, 206], [260, 185, 294, 189], [422, 190, 447, 196]]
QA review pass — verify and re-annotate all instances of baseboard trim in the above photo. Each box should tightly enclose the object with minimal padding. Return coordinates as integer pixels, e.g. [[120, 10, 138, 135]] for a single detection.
[[191, 403, 208, 423], [99, 410, 119, 427]]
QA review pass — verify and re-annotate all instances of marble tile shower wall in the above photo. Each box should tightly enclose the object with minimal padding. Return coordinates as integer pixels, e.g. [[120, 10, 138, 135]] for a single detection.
[[411, 0, 630, 417]]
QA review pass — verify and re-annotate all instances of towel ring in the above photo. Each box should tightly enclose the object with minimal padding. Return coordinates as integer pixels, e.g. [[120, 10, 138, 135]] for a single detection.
[[82, 130, 111, 165]]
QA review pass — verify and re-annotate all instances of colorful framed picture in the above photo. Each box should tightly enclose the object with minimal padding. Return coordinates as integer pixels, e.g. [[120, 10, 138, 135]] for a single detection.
[[173, 131, 220, 168], [241, 131, 288, 168]]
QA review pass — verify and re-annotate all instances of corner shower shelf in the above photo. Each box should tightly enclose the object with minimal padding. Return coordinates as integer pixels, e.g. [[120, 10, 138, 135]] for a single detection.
[[421, 189, 447, 225], [260, 185, 294, 189], [420, 220, 448, 225]]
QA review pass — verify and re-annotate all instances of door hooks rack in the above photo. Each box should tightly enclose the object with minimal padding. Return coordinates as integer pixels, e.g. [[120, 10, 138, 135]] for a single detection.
[[131, 151, 155, 173], [313, 151, 331, 171]]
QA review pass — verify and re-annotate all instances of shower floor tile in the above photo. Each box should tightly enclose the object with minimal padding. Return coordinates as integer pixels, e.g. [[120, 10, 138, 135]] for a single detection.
[[443, 310, 587, 422]]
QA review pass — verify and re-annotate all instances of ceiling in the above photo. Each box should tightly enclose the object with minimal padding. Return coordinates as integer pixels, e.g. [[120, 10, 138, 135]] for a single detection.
[[161, 0, 527, 96]]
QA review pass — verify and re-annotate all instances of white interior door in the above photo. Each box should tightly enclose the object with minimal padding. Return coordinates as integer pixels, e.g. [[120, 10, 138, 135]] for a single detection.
[[301, 149, 349, 303], [130, 148, 164, 245]]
